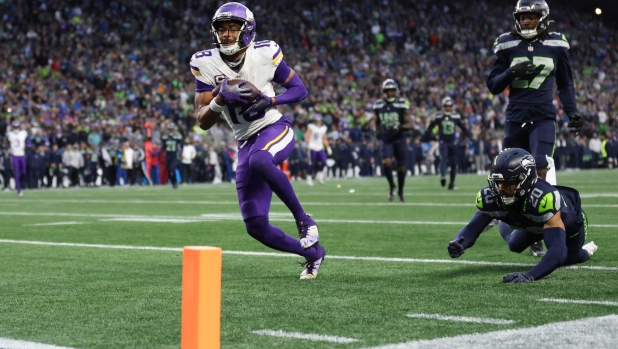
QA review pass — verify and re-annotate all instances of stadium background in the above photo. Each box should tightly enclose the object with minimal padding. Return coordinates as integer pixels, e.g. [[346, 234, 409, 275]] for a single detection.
[[1, 1, 618, 349], [1, 0, 618, 188]]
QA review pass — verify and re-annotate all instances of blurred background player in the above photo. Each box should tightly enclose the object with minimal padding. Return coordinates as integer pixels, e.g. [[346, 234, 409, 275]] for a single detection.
[[161, 123, 183, 189], [423, 97, 472, 190], [448, 148, 597, 283], [373, 79, 415, 202], [487, 0, 582, 185], [7, 120, 28, 196], [191, 2, 325, 279], [486, 0, 583, 256], [304, 114, 331, 186]]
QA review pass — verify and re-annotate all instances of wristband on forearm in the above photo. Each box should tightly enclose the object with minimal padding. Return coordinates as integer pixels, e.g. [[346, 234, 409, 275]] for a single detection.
[[209, 98, 225, 113]]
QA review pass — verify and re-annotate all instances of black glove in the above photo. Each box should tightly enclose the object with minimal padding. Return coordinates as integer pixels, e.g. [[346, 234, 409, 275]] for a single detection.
[[567, 113, 583, 135], [511, 61, 536, 78], [503, 272, 532, 283], [447, 237, 465, 258]]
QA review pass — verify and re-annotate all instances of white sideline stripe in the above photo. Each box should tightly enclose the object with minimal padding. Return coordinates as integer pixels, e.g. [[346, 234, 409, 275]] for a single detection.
[[0, 239, 617, 271], [362, 315, 618, 349], [24, 222, 87, 227], [405, 313, 515, 325], [4, 199, 618, 209], [0, 338, 77, 349], [251, 329, 360, 343], [539, 298, 618, 306], [101, 218, 204, 223], [4, 211, 617, 228]]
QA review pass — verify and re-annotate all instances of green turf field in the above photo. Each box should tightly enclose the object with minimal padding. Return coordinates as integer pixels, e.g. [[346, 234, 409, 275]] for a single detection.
[[0, 170, 617, 349]]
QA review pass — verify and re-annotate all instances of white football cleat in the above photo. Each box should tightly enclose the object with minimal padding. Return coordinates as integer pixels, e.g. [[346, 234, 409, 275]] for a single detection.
[[300, 244, 325, 280], [306, 176, 314, 186], [583, 241, 598, 257]]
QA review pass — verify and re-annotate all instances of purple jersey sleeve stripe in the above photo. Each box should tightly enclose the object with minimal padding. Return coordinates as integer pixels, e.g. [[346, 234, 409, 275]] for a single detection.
[[195, 79, 214, 92], [272, 48, 282, 60], [273, 59, 291, 84]]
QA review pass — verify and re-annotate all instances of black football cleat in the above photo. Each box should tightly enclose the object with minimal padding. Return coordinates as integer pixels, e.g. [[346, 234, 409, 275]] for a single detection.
[[440, 178, 446, 187], [388, 185, 396, 202], [398, 192, 405, 203], [529, 241, 545, 257]]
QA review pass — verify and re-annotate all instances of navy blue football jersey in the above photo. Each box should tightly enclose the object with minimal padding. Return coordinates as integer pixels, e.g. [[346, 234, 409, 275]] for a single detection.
[[476, 180, 584, 235], [486, 32, 578, 123], [425, 112, 471, 144], [161, 134, 183, 160], [373, 98, 409, 142]]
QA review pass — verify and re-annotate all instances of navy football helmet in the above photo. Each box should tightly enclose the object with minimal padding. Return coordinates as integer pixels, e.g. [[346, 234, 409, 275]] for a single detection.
[[488, 148, 538, 206], [210, 2, 256, 55], [513, 0, 550, 40], [382, 79, 399, 102]]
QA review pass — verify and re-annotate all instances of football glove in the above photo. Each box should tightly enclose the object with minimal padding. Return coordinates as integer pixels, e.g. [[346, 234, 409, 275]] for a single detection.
[[219, 78, 253, 106], [511, 61, 536, 78], [567, 113, 584, 135], [503, 272, 532, 283], [447, 237, 465, 258], [241, 92, 273, 118]]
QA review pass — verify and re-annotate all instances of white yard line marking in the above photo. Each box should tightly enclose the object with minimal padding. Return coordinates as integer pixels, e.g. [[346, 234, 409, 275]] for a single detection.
[[0, 338, 77, 349], [5, 210, 616, 228], [4, 198, 618, 208], [0, 239, 616, 271], [362, 315, 618, 349], [24, 222, 88, 227], [251, 329, 360, 343], [405, 313, 516, 325], [100, 218, 204, 223], [539, 298, 618, 306]]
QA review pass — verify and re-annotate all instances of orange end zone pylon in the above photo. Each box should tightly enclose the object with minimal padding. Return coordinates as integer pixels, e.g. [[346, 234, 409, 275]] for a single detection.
[[181, 246, 222, 349]]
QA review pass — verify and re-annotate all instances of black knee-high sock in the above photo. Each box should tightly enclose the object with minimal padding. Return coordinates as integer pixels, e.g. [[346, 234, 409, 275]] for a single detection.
[[384, 165, 395, 189], [397, 169, 406, 194], [449, 164, 457, 186]]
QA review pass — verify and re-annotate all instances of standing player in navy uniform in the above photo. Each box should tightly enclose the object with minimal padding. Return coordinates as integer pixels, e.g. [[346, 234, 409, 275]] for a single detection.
[[447, 148, 597, 282], [423, 97, 472, 190], [486, 0, 583, 185], [486, 0, 584, 256], [373, 79, 416, 202], [161, 123, 183, 189]]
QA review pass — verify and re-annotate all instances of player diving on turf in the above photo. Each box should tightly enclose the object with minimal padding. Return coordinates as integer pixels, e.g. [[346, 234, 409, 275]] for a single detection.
[[447, 148, 597, 283]]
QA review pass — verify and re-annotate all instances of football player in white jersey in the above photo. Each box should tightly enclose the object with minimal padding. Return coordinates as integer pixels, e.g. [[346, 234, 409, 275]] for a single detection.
[[304, 114, 331, 186], [190, 2, 325, 279], [7, 120, 28, 196]]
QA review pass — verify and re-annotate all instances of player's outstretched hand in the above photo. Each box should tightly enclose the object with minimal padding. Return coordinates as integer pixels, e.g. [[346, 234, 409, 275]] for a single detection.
[[219, 78, 252, 106], [447, 237, 465, 258], [503, 272, 532, 283], [511, 61, 536, 78], [241, 92, 273, 117], [567, 113, 584, 135]]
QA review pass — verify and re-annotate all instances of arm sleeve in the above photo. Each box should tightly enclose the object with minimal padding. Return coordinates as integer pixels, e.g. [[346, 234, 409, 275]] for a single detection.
[[454, 211, 494, 249], [555, 48, 578, 116], [421, 120, 438, 142], [274, 62, 308, 106], [526, 227, 567, 280], [486, 52, 515, 95]]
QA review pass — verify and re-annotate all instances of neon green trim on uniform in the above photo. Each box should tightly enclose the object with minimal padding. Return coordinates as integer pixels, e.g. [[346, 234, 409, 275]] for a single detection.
[[539, 193, 554, 213], [582, 212, 588, 241], [562, 33, 567, 41], [476, 191, 483, 209]]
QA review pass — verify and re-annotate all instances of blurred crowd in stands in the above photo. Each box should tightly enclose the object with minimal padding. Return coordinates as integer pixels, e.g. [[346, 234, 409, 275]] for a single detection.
[[1, 0, 617, 190]]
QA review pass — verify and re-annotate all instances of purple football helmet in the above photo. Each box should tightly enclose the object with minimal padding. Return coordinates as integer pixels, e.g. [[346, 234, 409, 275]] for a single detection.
[[210, 2, 256, 55]]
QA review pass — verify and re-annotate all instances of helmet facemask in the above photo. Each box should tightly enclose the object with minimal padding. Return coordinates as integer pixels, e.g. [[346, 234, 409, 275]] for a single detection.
[[382, 79, 399, 103], [210, 3, 256, 56], [488, 149, 538, 207]]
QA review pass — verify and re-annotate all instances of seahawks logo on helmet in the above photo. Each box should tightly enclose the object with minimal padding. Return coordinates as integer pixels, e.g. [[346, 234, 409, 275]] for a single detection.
[[513, 0, 551, 40], [488, 148, 538, 207]]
